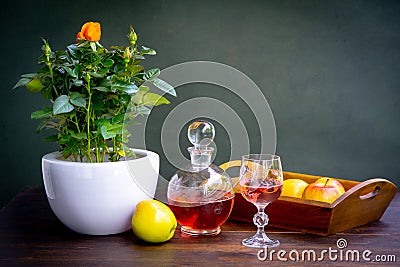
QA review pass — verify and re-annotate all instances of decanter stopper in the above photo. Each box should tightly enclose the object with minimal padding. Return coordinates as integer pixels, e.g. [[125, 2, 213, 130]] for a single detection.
[[188, 120, 215, 148], [187, 121, 215, 167]]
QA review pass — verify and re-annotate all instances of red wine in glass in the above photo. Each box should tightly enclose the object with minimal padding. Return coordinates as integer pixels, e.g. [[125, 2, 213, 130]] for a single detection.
[[240, 182, 282, 206]]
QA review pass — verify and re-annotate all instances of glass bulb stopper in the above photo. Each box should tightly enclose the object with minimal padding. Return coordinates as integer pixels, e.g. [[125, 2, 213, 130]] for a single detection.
[[188, 120, 215, 149]]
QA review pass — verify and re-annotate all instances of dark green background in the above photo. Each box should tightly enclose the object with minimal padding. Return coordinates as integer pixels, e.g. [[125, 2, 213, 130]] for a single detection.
[[1, 0, 399, 207]]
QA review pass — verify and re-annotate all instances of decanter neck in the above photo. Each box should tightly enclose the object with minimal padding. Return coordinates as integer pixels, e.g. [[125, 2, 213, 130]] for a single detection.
[[188, 146, 214, 168]]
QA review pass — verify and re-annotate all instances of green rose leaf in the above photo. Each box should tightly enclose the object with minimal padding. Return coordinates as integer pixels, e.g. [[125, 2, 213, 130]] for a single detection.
[[94, 118, 109, 126], [131, 86, 149, 104], [134, 54, 145, 60], [112, 80, 138, 94], [100, 125, 116, 139], [62, 66, 77, 78], [87, 71, 104, 78], [53, 95, 74, 115], [141, 46, 156, 55], [138, 85, 150, 92], [44, 134, 59, 142], [152, 78, 176, 96], [69, 131, 87, 140], [143, 92, 170, 106], [35, 120, 46, 132], [26, 78, 44, 93], [134, 106, 151, 115], [102, 58, 114, 68], [73, 79, 83, 86], [70, 92, 85, 98], [31, 106, 52, 119], [70, 92, 87, 108], [127, 65, 144, 76], [144, 68, 160, 81], [67, 44, 81, 59], [70, 97, 86, 108], [112, 114, 126, 124], [107, 123, 123, 134], [21, 73, 36, 79], [93, 86, 112, 92], [13, 77, 32, 90]]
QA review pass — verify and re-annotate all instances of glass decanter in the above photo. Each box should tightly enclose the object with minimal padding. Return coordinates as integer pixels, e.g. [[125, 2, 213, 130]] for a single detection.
[[167, 120, 235, 236]]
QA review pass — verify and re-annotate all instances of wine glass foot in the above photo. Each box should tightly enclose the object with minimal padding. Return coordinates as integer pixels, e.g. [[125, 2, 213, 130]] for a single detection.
[[242, 234, 280, 248]]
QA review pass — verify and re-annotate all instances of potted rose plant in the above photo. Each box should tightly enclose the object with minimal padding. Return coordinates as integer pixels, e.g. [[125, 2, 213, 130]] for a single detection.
[[14, 21, 176, 235]]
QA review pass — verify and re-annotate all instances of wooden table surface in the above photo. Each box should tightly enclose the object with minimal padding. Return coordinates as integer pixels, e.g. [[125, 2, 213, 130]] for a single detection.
[[0, 187, 398, 266]]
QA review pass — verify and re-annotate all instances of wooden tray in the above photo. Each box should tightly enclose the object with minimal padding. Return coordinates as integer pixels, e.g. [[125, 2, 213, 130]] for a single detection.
[[220, 160, 398, 236]]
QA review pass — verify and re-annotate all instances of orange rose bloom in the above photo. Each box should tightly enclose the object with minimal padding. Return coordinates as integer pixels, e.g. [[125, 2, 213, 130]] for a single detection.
[[76, 22, 101, 42], [76, 32, 84, 43]]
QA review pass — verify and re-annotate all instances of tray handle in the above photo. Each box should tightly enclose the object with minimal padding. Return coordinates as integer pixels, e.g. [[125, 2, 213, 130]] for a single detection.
[[332, 178, 398, 208], [219, 160, 241, 187], [219, 160, 241, 171]]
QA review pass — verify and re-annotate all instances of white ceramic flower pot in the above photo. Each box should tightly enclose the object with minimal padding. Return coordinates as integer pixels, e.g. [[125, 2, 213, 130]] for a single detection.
[[41, 149, 159, 235]]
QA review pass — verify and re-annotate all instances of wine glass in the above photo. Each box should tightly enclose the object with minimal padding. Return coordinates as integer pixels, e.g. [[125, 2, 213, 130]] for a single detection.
[[239, 154, 283, 248]]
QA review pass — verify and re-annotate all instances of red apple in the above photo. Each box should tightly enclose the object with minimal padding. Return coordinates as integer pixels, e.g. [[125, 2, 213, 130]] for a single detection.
[[313, 177, 345, 194], [302, 178, 345, 203]]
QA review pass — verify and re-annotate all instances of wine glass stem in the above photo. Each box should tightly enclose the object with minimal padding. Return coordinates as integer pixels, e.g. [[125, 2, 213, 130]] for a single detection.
[[254, 205, 269, 239]]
